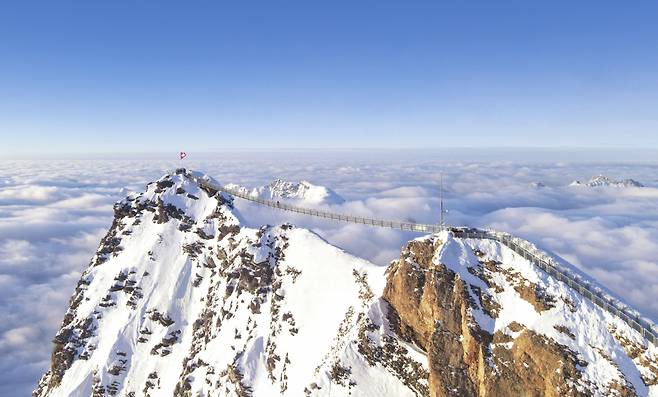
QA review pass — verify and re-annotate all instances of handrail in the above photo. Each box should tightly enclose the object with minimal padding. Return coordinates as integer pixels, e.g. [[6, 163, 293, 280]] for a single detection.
[[181, 169, 657, 345], [211, 181, 447, 234]]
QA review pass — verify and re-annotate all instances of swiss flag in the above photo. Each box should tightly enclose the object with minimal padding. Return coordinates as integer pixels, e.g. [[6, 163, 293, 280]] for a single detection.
[[179, 151, 187, 160]]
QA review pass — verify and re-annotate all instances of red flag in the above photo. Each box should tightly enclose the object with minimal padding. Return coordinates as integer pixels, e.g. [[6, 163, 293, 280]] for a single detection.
[[179, 151, 187, 160]]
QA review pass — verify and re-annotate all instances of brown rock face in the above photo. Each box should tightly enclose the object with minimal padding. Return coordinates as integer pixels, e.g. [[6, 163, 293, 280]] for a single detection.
[[383, 238, 598, 397]]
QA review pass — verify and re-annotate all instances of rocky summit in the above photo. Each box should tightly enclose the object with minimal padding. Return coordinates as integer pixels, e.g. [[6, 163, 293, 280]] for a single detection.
[[35, 170, 658, 397]]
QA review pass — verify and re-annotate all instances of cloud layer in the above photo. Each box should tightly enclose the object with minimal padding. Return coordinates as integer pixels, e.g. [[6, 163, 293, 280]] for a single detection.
[[1, 154, 657, 396]]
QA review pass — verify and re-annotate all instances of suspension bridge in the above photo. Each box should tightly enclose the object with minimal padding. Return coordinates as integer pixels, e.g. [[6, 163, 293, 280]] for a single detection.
[[181, 169, 658, 345]]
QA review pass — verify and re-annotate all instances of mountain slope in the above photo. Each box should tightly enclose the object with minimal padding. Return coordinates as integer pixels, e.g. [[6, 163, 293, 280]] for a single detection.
[[33, 170, 419, 397], [35, 170, 657, 397]]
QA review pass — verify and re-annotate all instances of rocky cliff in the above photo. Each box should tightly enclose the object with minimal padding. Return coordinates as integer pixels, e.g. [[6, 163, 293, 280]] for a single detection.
[[383, 236, 658, 396]]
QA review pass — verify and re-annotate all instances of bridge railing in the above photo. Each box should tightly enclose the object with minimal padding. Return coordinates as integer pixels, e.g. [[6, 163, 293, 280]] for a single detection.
[[185, 170, 657, 345], [209, 180, 445, 234]]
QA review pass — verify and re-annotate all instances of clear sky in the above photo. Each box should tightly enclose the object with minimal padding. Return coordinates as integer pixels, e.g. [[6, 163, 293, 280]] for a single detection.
[[1, 1, 658, 154]]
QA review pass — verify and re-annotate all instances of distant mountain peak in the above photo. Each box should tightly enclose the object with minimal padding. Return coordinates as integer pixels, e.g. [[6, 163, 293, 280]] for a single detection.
[[570, 174, 644, 188], [226, 179, 345, 205]]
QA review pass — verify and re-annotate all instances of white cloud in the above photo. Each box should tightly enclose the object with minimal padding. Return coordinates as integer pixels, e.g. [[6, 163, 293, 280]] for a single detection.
[[0, 240, 34, 265], [0, 185, 62, 203], [2, 326, 38, 346]]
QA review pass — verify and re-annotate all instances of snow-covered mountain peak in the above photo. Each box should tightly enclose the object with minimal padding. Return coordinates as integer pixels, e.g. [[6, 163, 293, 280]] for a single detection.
[[570, 174, 645, 188], [226, 179, 345, 205], [143, 169, 235, 217], [34, 170, 408, 397]]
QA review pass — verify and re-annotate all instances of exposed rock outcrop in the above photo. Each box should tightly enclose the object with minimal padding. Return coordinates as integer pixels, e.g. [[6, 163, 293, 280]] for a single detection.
[[382, 235, 654, 397]]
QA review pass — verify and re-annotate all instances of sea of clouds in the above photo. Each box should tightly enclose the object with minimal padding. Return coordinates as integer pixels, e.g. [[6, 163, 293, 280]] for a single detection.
[[1, 151, 657, 396]]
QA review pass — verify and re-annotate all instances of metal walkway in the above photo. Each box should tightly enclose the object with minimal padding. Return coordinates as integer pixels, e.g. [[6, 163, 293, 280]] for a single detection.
[[217, 185, 444, 234], [185, 170, 658, 344]]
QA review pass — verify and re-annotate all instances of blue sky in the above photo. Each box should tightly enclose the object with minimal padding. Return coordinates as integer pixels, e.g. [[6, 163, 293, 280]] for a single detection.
[[1, 1, 658, 153]]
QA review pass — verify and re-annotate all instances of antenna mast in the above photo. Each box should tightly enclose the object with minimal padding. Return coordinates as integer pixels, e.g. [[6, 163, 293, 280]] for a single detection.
[[439, 173, 446, 229]]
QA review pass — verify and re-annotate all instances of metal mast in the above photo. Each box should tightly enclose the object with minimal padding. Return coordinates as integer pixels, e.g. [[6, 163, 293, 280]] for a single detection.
[[439, 173, 446, 228]]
